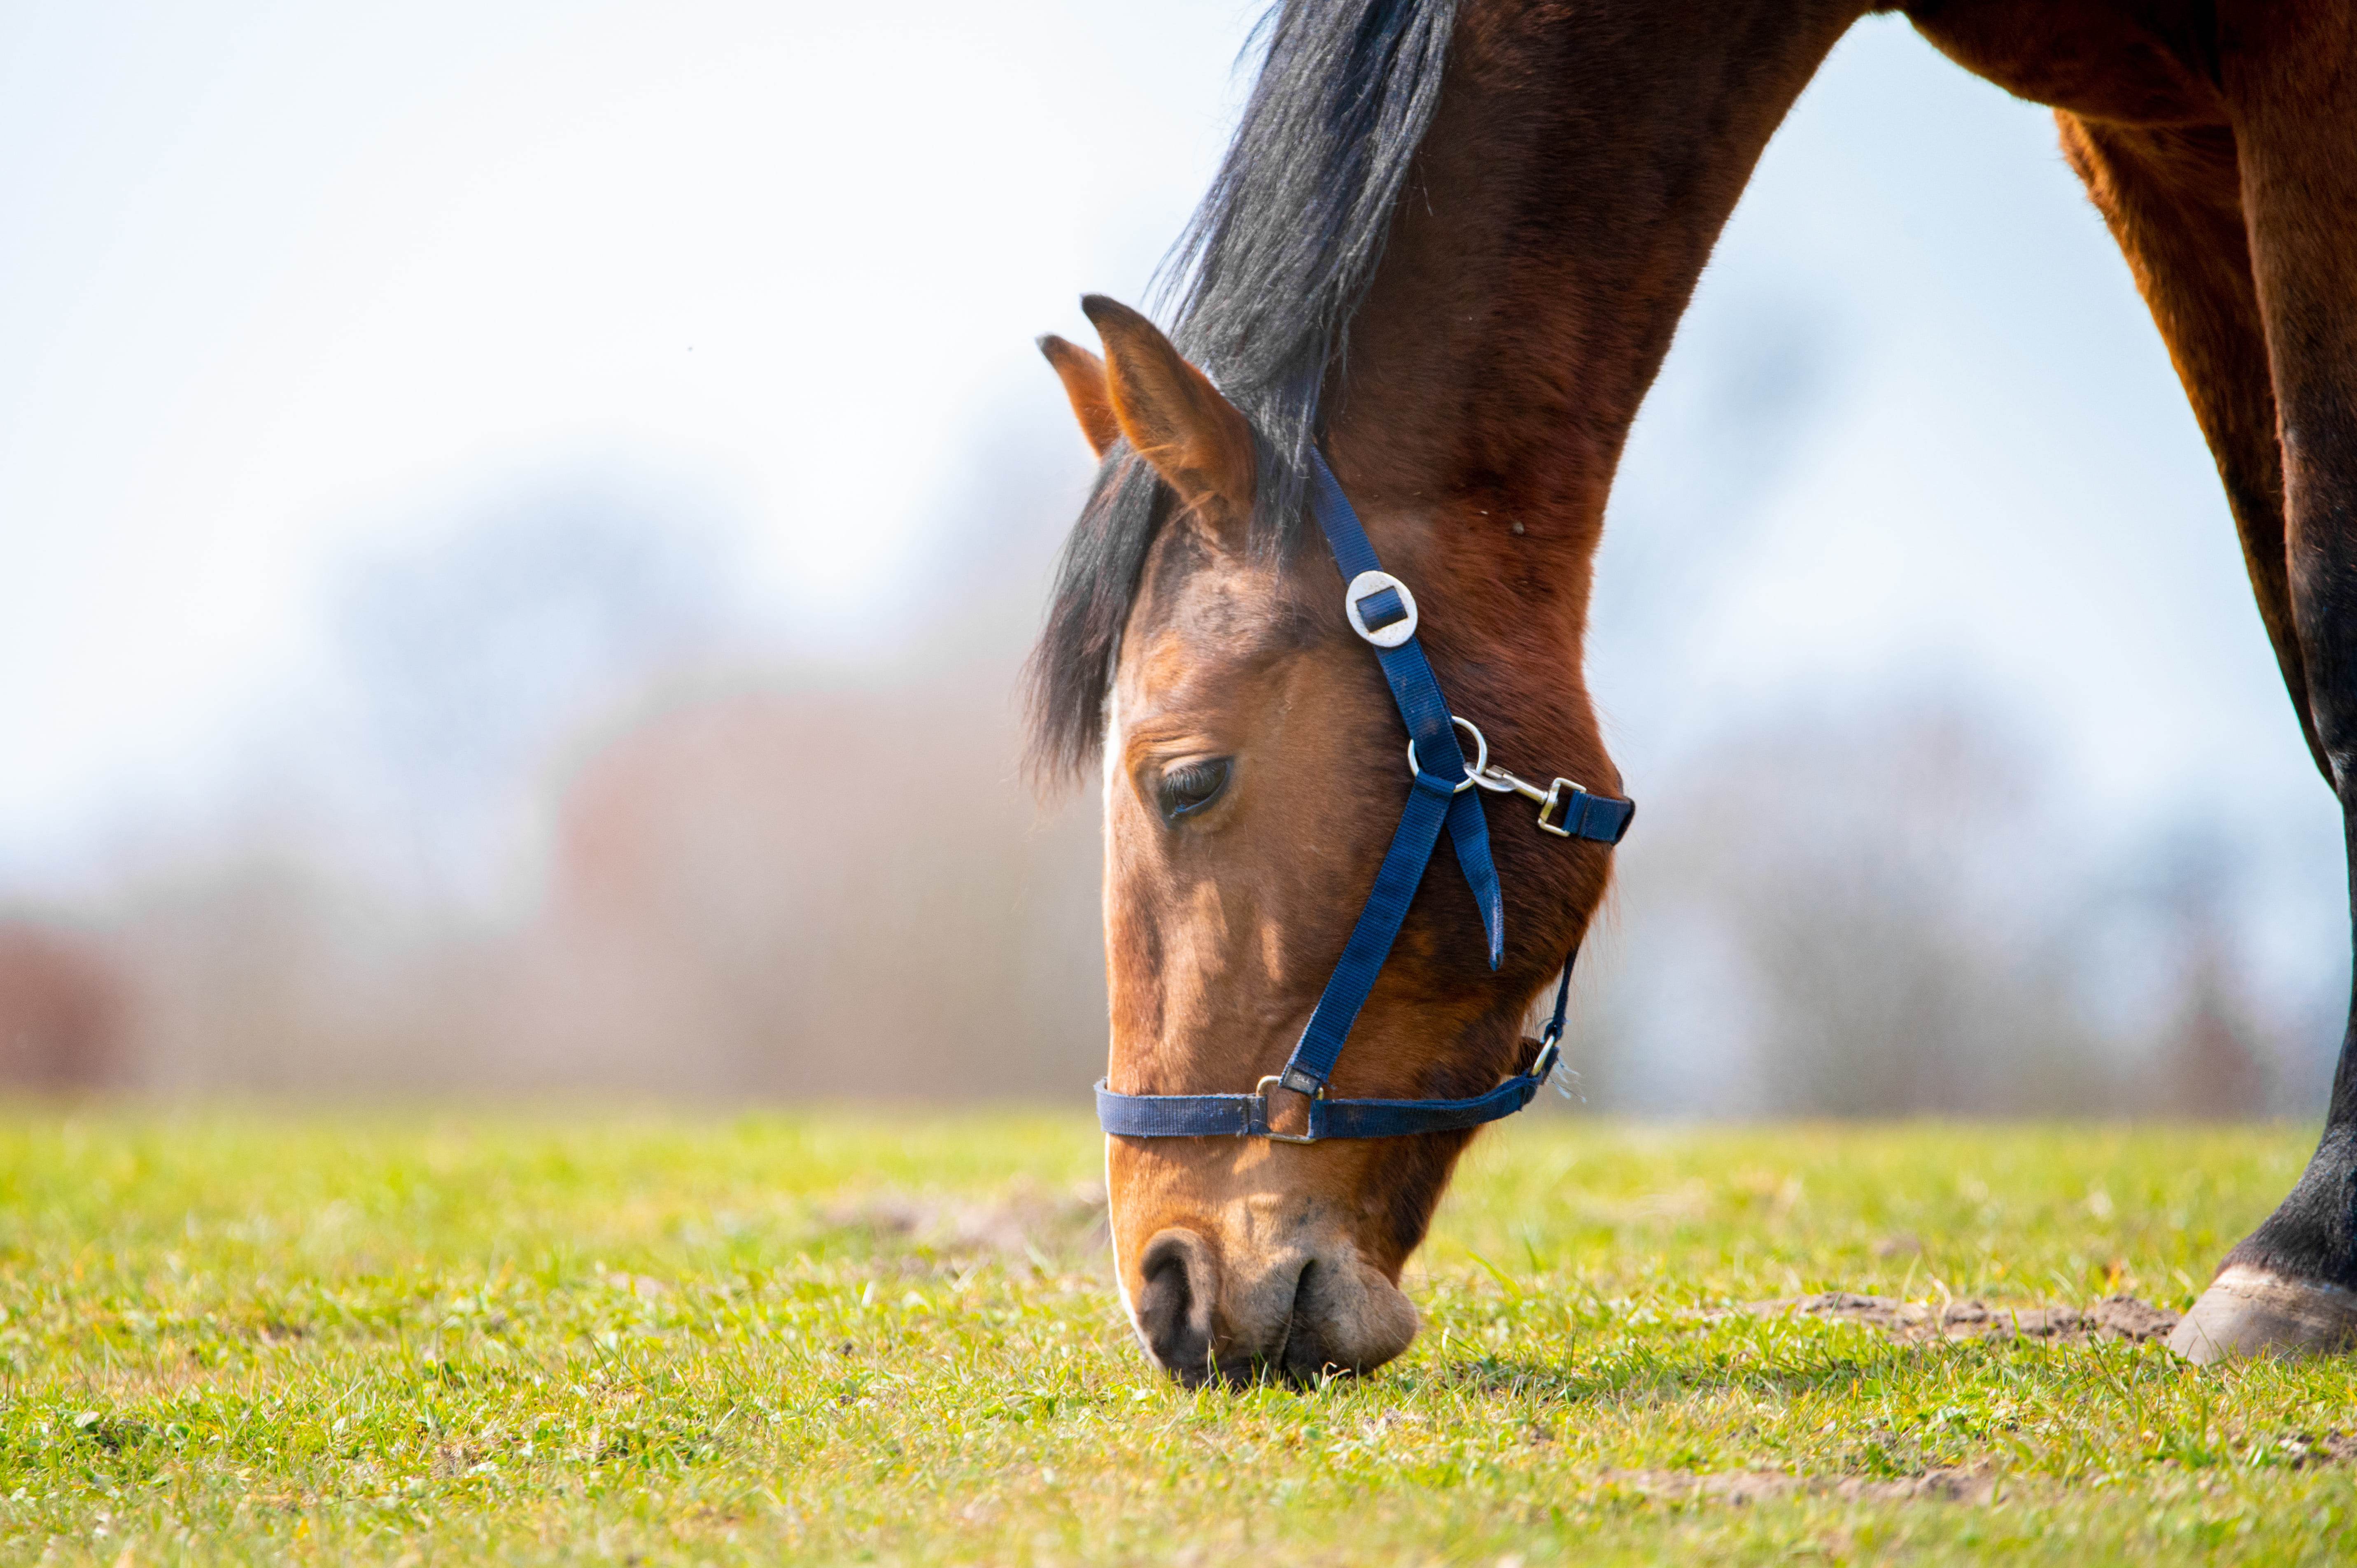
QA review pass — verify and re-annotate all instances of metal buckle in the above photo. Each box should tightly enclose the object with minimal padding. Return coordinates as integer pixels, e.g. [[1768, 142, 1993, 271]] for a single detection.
[[1254, 1074, 1323, 1143], [1343, 570, 1418, 648], [1404, 716, 1487, 794], [1529, 1035, 1562, 1084], [1533, 778, 1588, 837]]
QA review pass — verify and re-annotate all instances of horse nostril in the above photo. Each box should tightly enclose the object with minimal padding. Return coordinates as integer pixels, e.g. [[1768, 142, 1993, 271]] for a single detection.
[[1135, 1228, 1219, 1384], [1273, 1252, 1421, 1384], [1279, 1258, 1338, 1385]]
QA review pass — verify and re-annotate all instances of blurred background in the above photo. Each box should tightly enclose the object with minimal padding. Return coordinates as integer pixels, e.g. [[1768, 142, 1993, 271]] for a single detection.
[[0, 2, 2343, 1115]]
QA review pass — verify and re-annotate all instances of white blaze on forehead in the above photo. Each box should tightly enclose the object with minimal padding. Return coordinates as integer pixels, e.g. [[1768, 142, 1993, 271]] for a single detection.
[[1100, 678, 1150, 1353], [1101, 659, 1131, 803]]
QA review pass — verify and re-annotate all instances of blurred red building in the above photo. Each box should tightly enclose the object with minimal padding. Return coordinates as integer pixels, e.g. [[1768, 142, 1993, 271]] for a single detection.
[[0, 920, 128, 1089]]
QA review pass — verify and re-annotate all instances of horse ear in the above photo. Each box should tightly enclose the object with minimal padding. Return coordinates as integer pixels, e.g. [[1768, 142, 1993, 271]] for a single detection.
[[1079, 295, 1255, 524], [1037, 335, 1120, 458]]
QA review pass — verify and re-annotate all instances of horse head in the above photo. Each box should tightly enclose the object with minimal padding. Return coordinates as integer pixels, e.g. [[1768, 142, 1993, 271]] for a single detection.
[[1038, 297, 1617, 1384]]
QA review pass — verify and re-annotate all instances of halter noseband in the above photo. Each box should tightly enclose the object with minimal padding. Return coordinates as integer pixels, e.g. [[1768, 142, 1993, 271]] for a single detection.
[[1094, 450, 1634, 1143]]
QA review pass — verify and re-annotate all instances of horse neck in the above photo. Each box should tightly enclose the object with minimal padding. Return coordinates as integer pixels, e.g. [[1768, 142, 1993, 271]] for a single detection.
[[1326, 0, 1869, 637]]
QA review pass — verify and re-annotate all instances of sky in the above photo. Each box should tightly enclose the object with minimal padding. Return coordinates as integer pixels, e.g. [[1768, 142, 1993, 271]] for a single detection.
[[0, 0, 1242, 870], [0, 2, 2342, 979]]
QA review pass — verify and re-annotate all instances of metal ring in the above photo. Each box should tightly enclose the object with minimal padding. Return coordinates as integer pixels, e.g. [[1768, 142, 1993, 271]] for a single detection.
[[1343, 570, 1418, 648], [1405, 716, 1486, 793]]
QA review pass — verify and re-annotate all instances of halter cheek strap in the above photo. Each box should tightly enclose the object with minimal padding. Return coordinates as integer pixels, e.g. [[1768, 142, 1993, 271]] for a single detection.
[[1093, 449, 1634, 1143]]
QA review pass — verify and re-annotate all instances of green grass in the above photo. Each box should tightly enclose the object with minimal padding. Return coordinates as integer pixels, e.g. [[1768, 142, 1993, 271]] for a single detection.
[[2, 1111, 2354, 1564]]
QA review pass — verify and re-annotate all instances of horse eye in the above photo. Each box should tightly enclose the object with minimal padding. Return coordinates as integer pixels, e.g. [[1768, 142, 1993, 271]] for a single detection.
[[1156, 758, 1232, 821]]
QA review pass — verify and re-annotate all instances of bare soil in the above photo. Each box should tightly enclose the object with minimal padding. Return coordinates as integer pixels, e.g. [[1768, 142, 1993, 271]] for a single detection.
[[1739, 1291, 2180, 1344], [1596, 1465, 2003, 1505]]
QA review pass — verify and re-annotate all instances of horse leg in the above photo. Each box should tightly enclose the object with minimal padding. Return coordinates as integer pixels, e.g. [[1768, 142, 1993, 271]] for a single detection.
[[2057, 114, 2355, 1358], [2054, 113, 2317, 776], [2150, 7, 2357, 1362]]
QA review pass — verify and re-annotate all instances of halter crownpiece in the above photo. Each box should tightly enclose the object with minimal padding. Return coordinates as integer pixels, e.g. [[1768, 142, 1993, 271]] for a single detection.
[[1094, 448, 1634, 1143]]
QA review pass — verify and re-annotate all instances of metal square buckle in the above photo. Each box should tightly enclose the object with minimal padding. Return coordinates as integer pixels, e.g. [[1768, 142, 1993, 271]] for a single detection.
[[1343, 570, 1419, 648], [1254, 1074, 1324, 1144], [1534, 778, 1586, 837], [1529, 1036, 1562, 1084]]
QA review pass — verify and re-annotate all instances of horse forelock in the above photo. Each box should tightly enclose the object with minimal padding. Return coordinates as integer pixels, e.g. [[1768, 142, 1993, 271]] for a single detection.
[[1023, 0, 1464, 787]]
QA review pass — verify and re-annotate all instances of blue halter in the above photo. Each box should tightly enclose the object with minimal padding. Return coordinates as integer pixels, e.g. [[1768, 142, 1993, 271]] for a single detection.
[[1094, 449, 1634, 1143]]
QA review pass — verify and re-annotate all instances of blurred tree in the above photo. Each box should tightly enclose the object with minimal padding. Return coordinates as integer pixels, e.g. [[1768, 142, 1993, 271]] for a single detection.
[[1594, 690, 2116, 1115], [335, 468, 742, 907], [2151, 834, 2270, 1118]]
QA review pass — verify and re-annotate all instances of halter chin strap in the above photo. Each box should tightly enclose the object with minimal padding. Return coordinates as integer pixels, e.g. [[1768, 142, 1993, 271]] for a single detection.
[[1094, 448, 1634, 1142]]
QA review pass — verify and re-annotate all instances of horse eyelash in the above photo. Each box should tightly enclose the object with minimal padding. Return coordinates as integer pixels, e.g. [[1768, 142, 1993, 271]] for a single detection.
[[1159, 759, 1232, 820]]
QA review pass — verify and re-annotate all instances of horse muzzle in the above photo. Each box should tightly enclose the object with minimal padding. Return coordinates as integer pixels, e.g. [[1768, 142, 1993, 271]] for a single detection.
[[1127, 1223, 1420, 1386]]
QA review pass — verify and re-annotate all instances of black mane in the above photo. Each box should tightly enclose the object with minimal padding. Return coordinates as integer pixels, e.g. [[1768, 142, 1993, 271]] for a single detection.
[[1023, 0, 1462, 782]]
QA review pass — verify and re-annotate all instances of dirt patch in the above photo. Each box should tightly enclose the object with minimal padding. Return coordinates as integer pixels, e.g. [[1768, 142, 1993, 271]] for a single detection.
[[1598, 1465, 2000, 1505], [1600, 1435, 2357, 1510], [825, 1181, 1109, 1262], [431, 1442, 485, 1479], [1740, 1291, 2179, 1345], [2284, 1433, 2357, 1468]]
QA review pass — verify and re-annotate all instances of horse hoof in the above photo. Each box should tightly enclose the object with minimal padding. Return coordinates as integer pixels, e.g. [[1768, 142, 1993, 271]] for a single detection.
[[2166, 1264, 2357, 1365]]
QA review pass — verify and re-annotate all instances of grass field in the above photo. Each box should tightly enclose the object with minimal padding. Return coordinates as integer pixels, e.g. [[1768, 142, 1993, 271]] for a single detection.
[[4, 1112, 2355, 1564]]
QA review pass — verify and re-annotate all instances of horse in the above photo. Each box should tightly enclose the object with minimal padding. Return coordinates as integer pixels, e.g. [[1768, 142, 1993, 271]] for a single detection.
[[1027, 0, 2357, 1385]]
